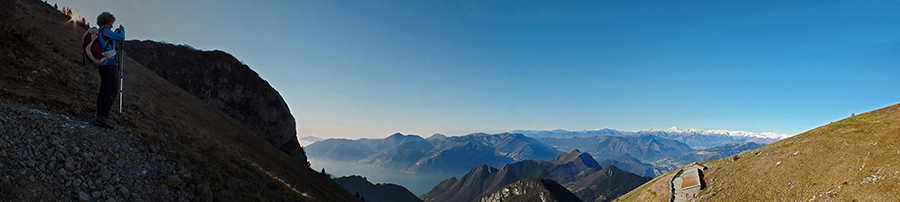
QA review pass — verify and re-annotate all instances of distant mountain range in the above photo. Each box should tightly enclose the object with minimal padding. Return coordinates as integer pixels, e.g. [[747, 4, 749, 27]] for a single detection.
[[307, 130, 767, 178], [421, 150, 649, 202], [298, 136, 324, 146], [510, 129, 631, 139], [301, 126, 787, 148], [513, 127, 788, 149], [539, 134, 765, 177], [305, 133, 559, 174], [538, 134, 694, 162], [538, 134, 694, 177]]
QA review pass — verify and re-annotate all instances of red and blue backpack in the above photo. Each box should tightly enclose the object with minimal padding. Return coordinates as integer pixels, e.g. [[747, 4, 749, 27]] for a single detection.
[[81, 27, 117, 65]]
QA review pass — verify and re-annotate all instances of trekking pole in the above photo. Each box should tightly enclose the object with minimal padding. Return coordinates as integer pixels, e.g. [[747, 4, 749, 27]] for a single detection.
[[118, 38, 124, 113]]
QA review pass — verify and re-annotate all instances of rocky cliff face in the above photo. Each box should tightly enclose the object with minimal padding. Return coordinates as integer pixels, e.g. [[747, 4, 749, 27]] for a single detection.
[[477, 178, 583, 202], [123, 41, 304, 162], [1, 0, 357, 200]]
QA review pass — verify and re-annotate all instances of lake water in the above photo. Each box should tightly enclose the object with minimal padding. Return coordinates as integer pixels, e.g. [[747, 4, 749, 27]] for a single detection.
[[309, 158, 461, 196]]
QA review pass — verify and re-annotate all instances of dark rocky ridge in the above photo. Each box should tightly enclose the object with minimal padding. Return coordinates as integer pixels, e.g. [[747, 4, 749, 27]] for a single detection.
[[595, 154, 657, 177], [550, 149, 601, 169], [477, 178, 583, 202], [421, 150, 649, 202], [123, 40, 305, 162], [333, 175, 423, 202]]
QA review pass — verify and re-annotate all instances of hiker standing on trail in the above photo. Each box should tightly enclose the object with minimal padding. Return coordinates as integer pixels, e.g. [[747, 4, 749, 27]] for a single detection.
[[94, 12, 124, 128]]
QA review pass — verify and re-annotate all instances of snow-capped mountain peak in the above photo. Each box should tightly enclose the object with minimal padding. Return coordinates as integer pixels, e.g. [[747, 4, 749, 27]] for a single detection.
[[643, 127, 791, 139]]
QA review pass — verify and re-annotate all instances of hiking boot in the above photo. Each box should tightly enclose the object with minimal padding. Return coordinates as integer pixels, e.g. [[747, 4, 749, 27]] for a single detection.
[[94, 115, 114, 129]]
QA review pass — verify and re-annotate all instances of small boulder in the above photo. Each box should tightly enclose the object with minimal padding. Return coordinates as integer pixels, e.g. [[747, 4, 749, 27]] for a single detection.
[[166, 175, 182, 188], [100, 169, 112, 181], [78, 191, 91, 202], [199, 183, 212, 202], [64, 157, 75, 171], [118, 186, 129, 196]]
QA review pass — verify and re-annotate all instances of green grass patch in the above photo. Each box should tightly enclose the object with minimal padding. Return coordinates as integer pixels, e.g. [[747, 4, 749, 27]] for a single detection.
[[831, 118, 885, 128], [824, 117, 887, 135]]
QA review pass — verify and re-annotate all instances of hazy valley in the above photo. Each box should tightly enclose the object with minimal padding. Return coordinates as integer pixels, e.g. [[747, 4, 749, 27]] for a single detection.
[[303, 128, 779, 200]]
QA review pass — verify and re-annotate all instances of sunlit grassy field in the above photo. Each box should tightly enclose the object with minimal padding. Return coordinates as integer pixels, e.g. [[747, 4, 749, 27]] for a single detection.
[[617, 103, 900, 201]]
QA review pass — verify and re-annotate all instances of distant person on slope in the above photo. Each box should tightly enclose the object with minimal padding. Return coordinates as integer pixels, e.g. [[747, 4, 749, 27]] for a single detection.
[[94, 12, 124, 128]]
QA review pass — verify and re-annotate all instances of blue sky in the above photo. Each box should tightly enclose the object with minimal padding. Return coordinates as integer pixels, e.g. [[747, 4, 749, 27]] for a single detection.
[[57, 0, 900, 139]]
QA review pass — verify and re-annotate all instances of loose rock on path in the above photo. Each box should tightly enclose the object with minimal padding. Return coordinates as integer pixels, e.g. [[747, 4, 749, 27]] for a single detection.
[[0, 98, 203, 201]]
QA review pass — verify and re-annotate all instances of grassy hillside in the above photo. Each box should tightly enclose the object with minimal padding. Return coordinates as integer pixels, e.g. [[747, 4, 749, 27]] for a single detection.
[[616, 102, 900, 201], [0, 0, 356, 201]]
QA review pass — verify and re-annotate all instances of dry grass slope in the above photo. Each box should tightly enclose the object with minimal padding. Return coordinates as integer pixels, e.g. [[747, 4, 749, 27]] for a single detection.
[[1, 0, 357, 201], [612, 170, 674, 202], [616, 102, 900, 201]]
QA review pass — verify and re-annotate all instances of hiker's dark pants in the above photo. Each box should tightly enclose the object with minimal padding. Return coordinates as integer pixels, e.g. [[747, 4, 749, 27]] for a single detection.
[[96, 64, 119, 117]]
